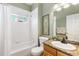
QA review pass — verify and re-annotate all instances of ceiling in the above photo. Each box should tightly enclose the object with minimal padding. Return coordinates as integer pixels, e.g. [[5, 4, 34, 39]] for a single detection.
[[25, 3, 33, 6]]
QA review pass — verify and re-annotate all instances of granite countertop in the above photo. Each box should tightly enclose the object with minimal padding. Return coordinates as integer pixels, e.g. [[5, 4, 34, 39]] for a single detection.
[[44, 40, 79, 56]]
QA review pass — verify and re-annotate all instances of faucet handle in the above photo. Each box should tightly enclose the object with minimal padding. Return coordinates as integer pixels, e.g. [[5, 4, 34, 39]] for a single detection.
[[65, 35, 68, 39]]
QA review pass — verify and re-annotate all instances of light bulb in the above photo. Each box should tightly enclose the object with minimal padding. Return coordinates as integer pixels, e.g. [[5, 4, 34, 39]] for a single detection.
[[63, 4, 70, 8], [53, 4, 59, 9], [56, 7, 62, 11]]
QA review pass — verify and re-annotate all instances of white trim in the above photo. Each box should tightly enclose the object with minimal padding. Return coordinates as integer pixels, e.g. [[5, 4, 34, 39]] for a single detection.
[[0, 4, 4, 56], [10, 44, 37, 55], [3, 5, 12, 56]]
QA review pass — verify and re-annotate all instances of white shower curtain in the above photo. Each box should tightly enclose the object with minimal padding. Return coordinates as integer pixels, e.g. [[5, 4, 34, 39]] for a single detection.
[[67, 14, 79, 42]]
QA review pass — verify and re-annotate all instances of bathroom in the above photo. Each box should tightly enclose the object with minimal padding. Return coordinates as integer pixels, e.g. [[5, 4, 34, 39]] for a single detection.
[[0, 3, 79, 56]]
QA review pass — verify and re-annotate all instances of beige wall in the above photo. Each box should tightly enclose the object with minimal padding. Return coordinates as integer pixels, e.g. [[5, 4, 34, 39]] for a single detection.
[[31, 3, 38, 11], [42, 3, 55, 16], [31, 3, 43, 36], [9, 3, 31, 11], [42, 3, 55, 35], [31, 3, 55, 36], [38, 4, 43, 36]]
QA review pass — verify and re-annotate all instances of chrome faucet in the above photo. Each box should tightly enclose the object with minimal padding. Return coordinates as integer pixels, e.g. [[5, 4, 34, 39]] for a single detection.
[[61, 36, 68, 44]]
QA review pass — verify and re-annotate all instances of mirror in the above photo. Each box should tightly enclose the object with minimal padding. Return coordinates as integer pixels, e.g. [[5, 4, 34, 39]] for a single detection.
[[42, 14, 50, 35], [54, 3, 79, 42]]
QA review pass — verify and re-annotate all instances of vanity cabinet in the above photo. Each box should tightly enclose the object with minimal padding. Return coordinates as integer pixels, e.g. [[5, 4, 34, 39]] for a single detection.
[[43, 44, 57, 56], [57, 51, 68, 56], [43, 44, 68, 56], [43, 51, 53, 56]]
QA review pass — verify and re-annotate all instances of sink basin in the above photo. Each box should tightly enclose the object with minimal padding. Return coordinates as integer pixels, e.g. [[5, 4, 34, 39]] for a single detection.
[[51, 41, 76, 51]]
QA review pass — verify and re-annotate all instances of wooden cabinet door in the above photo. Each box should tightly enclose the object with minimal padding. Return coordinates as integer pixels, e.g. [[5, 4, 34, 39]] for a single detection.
[[57, 51, 68, 56], [43, 51, 53, 56], [43, 44, 68, 56], [44, 44, 57, 56]]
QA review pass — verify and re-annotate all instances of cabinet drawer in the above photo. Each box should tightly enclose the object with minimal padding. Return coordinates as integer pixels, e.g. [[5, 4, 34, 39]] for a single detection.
[[44, 44, 57, 56], [43, 51, 53, 56], [57, 51, 68, 56]]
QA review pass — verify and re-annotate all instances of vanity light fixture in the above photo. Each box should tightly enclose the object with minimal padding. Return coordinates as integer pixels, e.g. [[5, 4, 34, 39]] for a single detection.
[[56, 7, 62, 11], [53, 4, 59, 10], [63, 4, 70, 8], [53, 3, 71, 12]]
